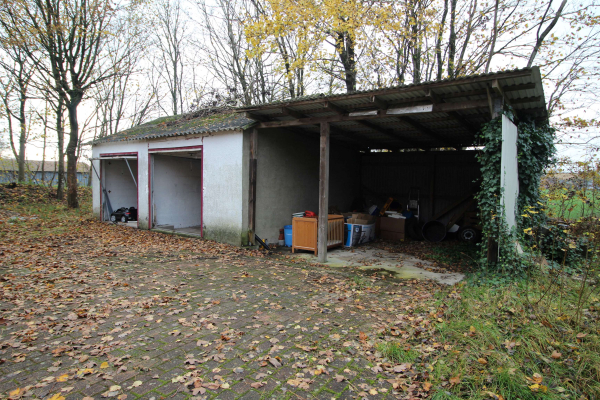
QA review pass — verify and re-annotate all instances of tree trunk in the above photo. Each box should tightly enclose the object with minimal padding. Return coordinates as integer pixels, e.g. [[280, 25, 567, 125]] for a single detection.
[[56, 96, 65, 200], [337, 31, 357, 93], [66, 97, 81, 209], [436, 0, 449, 81], [41, 115, 46, 184], [485, 0, 500, 73], [448, 0, 457, 79], [17, 94, 27, 182]]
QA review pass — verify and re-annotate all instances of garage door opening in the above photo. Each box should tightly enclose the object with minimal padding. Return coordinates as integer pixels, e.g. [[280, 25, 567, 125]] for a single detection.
[[150, 148, 203, 236], [100, 154, 139, 228]]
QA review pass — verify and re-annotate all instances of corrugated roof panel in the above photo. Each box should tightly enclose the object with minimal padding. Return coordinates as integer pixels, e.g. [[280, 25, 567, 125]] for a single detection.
[[92, 111, 254, 145]]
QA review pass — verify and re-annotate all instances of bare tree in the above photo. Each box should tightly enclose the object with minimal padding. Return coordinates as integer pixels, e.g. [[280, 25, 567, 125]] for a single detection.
[[0, 46, 36, 182], [152, 0, 187, 115], [1, 0, 137, 207], [195, 0, 280, 105]]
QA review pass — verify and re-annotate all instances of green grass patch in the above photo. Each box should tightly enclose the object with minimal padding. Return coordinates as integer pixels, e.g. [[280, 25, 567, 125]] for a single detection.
[[0, 184, 93, 239], [430, 272, 600, 399], [544, 188, 600, 221], [376, 342, 419, 363], [428, 243, 479, 269]]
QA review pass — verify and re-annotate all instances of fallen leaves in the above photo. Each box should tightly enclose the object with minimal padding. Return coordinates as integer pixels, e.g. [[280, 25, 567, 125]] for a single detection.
[[551, 350, 562, 359], [287, 377, 312, 390]]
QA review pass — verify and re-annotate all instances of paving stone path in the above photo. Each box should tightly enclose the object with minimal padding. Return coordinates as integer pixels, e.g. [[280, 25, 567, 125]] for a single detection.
[[1, 224, 441, 400]]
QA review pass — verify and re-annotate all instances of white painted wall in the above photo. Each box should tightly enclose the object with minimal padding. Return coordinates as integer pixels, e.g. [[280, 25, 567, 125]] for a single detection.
[[501, 115, 519, 230], [201, 131, 245, 244], [92, 141, 149, 228], [255, 128, 361, 244], [152, 155, 202, 229], [93, 130, 245, 244], [102, 159, 138, 218]]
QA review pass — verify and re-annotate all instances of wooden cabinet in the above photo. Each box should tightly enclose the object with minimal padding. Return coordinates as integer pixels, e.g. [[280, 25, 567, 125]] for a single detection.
[[292, 215, 344, 255]]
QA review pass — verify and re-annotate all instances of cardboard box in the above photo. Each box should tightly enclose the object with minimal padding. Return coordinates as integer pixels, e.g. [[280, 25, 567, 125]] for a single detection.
[[379, 216, 405, 233], [344, 223, 375, 247], [380, 230, 405, 242]]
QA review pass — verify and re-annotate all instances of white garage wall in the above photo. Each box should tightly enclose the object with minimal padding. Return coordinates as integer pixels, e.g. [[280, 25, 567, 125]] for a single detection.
[[103, 159, 138, 217], [92, 141, 149, 228], [201, 132, 245, 244], [152, 155, 202, 229], [93, 130, 245, 244]]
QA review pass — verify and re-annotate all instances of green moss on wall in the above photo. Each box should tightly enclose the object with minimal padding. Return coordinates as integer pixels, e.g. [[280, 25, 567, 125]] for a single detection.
[[203, 225, 244, 246]]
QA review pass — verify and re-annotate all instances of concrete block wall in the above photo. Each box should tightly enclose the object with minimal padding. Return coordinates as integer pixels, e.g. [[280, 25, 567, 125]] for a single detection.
[[152, 155, 202, 229], [102, 159, 138, 217], [92, 130, 246, 245], [254, 128, 361, 244]]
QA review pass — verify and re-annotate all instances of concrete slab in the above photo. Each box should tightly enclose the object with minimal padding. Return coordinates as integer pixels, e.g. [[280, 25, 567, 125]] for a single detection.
[[293, 246, 464, 285]]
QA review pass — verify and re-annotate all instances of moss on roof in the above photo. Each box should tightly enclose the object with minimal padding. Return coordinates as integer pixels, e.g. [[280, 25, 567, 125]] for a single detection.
[[92, 110, 255, 145]]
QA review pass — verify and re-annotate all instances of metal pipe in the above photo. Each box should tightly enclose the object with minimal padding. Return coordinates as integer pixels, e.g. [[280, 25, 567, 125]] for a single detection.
[[124, 158, 137, 188]]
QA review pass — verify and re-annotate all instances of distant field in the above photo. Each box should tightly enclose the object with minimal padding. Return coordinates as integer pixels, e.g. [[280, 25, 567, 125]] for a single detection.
[[544, 188, 599, 220]]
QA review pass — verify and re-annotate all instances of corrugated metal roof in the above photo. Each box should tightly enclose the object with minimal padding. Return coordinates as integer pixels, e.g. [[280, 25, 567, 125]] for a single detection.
[[239, 67, 548, 150], [91, 68, 548, 150], [91, 111, 255, 145], [239, 67, 544, 110]]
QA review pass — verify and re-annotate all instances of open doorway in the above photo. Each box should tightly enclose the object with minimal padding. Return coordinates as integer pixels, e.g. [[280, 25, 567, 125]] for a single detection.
[[100, 154, 139, 228], [150, 147, 203, 236]]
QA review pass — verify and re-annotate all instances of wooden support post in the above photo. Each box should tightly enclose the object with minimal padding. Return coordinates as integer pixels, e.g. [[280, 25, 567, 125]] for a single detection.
[[317, 122, 330, 262], [248, 128, 258, 245]]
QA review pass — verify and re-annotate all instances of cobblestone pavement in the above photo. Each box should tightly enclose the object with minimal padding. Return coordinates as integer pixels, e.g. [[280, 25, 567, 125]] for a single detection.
[[1, 224, 441, 400]]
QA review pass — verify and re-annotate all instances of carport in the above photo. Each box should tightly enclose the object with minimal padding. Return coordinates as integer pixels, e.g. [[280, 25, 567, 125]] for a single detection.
[[240, 67, 548, 262]]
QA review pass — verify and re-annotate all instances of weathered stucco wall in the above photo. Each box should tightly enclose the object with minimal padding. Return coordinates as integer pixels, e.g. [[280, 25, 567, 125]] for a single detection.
[[255, 128, 361, 244], [92, 141, 149, 228], [201, 131, 245, 245], [102, 159, 138, 217], [152, 155, 202, 229], [93, 130, 245, 244]]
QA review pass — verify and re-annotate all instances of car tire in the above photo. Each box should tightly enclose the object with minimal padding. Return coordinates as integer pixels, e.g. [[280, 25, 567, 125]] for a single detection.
[[458, 226, 481, 243], [121, 216, 127, 223], [110, 215, 116, 223]]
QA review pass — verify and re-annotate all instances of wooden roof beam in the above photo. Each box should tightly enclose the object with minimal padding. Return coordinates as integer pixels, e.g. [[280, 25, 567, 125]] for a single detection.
[[323, 101, 345, 115], [492, 79, 512, 108], [371, 95, 388, 110], [255, 100, 487, 129]]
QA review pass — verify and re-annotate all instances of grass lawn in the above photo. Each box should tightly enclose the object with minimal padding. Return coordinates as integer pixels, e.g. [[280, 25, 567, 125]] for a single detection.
[[544, 188, 600, 221], [429, 274, 600, 399]]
